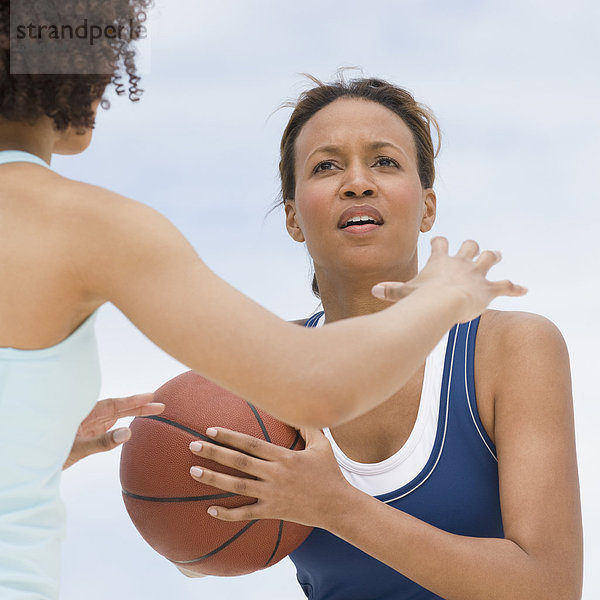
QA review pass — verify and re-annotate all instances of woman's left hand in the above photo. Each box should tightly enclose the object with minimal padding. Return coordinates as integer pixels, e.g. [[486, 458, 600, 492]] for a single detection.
[[189, 427, 350, 529]]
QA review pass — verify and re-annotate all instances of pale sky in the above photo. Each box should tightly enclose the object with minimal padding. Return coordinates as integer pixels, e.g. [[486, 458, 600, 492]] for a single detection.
[[57, 0, 600, 598]]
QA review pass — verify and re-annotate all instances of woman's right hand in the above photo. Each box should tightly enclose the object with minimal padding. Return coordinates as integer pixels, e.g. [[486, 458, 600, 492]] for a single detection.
[[372, 237, 527, 322]]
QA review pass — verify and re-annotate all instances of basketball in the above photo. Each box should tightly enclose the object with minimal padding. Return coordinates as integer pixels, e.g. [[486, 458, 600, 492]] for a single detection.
[[119, 371, 313, 576]]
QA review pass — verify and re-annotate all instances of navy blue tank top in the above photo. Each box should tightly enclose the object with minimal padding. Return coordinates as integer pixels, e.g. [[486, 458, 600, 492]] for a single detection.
[[290, 314, 503, 599]]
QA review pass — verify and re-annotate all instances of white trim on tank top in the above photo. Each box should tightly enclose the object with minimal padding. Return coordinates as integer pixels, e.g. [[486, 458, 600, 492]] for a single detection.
[[312, 312, 449, 497]]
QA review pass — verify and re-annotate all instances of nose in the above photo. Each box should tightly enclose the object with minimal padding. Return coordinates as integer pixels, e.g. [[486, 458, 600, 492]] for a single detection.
[[339, 163, 377, 199]]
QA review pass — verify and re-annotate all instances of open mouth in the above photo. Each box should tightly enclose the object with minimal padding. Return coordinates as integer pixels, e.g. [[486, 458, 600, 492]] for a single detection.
[[340, 216, 382, 229], [337, 206, 385, 233]]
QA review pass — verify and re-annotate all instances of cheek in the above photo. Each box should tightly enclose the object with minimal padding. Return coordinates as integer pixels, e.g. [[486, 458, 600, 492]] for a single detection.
[[293, 184, 331, 234], [386, 179, 425, 220]]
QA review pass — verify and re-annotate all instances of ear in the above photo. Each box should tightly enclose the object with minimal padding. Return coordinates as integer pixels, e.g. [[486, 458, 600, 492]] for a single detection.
[[284, 200, 305, 243], [420, 188, 437, 233]]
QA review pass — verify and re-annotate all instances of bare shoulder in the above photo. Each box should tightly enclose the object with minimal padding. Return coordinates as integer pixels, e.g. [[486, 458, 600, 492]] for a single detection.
[[478, 309, 568, 361], [47, 177, 200, 304], [52, 177, 193, 260], [50, 176, 169, 230], [474, 310, 569, 445]]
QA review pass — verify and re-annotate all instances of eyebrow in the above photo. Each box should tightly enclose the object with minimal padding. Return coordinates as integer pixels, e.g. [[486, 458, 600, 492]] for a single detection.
[[306, 141, 409, 164]]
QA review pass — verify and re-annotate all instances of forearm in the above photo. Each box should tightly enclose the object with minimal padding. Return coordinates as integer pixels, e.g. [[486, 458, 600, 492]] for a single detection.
[[192, 282, 463, 429], [121, 257, 464, 429], [303, 285, 462, 426], [323, 487, 576, 600]]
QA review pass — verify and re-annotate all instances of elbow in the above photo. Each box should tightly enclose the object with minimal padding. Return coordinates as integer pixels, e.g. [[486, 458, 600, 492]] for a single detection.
[[549, 578, 582, 600], [527, 564, 582, 600], [543, 587, 581, 600], [513, 579, 581, 600]]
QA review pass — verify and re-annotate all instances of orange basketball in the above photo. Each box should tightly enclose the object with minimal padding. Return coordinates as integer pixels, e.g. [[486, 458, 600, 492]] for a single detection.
[[119, 371, 312, 576]]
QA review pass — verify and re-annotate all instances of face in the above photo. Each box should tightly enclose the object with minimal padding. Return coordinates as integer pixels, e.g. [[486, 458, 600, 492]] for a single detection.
[[285, 97, 436, 283], [53, 99, 101, 155]]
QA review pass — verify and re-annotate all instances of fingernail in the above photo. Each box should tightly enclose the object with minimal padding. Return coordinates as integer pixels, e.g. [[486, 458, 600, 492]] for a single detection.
[[190, 441, 203, 452], [207, 507, 218, 517], [371, 284, 386, 299], [112, 428, 130, 443], [206, 428, 218, 438], [190, 467, 203, 478]]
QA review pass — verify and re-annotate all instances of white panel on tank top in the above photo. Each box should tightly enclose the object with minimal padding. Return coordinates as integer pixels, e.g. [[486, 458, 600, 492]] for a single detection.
[[313, 313, 449, 497]]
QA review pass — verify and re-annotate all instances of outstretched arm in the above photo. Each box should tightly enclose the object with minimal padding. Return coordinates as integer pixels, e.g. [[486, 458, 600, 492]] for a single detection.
[[73, 187, 525, 428]]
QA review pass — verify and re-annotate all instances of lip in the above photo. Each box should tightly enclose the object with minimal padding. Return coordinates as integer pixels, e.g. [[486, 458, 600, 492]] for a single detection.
[[337, 205, 385, 229]]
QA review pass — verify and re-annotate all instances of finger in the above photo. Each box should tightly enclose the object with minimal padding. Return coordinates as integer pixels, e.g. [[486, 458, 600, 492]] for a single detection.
[[190, 466, 261, 499], [176, 566, 209, 578], [72, 428, 129, 462], [84, 399, 164, 431], [118, 402, 165, 419], [299, 427, 326, 448], [206, 502, 263, 522], [175, 565, 209, 579], [91, 393, 160, 422], [490, 280, 528, 297], [189, 440, 267, 478], [430, 236, 449, 256], [371, 281, 412, 302], [456, 239, 480, 259], [112, 427, 131, 444], [474, 249, 502, 272], [78, 417, 118, 438], [204, 427, 287, 461]]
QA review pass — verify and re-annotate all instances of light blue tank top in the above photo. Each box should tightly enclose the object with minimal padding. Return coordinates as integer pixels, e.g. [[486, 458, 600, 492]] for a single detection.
[[0, 150, 102, 599]]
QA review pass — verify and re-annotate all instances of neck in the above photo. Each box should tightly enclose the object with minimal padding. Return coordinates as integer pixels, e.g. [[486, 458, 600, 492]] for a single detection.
[[316, 261, 419, 323], [0, 116, 56, 164]]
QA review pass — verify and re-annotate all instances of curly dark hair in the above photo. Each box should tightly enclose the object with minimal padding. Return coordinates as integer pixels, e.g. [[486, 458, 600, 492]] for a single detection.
[[0, 0, 152, 131]]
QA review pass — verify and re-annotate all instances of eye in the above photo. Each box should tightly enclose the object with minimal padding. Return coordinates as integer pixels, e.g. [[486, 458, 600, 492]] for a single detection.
[[374, 156, 399, 168], [313, 160, 337, 174]]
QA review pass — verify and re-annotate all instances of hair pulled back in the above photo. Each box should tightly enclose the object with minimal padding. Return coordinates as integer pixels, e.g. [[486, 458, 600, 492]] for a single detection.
[[277, 72, 441, 298]]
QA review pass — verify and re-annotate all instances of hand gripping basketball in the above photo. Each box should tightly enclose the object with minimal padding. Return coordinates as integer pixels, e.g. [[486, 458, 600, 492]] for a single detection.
[[189, 425, 348, 529], [119, 372, 313, 576]]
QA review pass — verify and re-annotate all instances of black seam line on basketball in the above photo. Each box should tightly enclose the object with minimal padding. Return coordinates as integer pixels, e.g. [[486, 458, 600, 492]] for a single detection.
[[170, 520, 258, 564], [246, 402, 271, 443], [140, 415, 229, 448], [121, 490, 237, 502], [264, 520, 284, 567], [289, 429, 301, 450]]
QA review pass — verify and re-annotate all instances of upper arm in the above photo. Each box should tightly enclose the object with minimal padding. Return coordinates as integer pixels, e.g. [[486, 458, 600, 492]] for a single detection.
[[67, 186, 333, 425], [492, 312, 582, 594]]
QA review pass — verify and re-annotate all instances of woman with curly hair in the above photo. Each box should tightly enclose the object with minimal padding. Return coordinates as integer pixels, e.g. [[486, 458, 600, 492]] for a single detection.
[[187, 76, 583, 599], [0, 1, 526, 597]]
